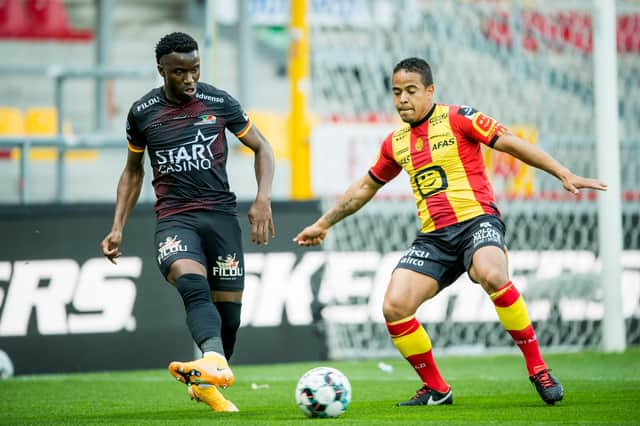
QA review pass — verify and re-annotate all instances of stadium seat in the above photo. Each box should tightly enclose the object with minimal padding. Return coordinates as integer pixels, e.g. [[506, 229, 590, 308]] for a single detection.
[[0, 107, 25, 161], [241, 110, 290, 160], [0, 0, 30, 37], [24, 107, 58, 136], [25, 0, 93, 40], [0, 0, 93, 40], [20, 107, 93, 162], [0, 107, 25, 136]]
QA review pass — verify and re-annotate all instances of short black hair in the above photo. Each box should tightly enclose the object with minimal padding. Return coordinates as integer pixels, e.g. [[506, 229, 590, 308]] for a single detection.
[[393, 58, 433, 87], [155, 32, 199, 64]]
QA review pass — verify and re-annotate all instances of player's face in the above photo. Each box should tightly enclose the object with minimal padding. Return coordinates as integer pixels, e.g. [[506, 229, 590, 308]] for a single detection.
[[157, 50, 200, 104], [392, 70, 434, 124]]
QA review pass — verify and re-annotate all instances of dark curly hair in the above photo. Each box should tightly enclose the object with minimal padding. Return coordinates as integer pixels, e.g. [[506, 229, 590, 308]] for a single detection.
[[393, 58, 433, 87], [155, 32, 199, 64]]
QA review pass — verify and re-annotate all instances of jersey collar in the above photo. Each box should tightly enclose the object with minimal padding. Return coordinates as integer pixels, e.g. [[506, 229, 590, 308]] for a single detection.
[[410, 103, 436, 128]]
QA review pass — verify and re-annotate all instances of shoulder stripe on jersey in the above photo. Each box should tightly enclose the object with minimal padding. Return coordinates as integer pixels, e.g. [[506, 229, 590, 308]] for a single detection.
[[128, 142, 144, 153], [235, 120, 252, 138]]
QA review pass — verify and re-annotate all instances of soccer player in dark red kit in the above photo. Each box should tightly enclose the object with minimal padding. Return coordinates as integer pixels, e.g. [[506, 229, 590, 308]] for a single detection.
[[101, 32, 275, 412], [295, 57, 607, 406]]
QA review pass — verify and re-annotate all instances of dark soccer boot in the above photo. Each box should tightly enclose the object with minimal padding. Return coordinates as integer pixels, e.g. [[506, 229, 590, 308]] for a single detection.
[[397, 385, 453, 406], [530, 369, 564, 405]]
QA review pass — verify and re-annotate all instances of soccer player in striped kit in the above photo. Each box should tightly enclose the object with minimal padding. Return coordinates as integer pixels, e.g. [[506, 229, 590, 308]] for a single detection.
[[294, 57, 607, 406]]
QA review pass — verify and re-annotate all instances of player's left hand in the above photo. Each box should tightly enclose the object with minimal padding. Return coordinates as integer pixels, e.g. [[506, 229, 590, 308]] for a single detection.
[[248, 198, 275, 245], [561, 173, 608, 194], [293, 221, 329, 246], [101, 230, 123, 264]]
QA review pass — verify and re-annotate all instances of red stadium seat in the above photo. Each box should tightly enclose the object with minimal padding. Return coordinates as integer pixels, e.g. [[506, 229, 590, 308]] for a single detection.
[[25, 0, 93, 40], [0, 0, 30, 37], [484, 10, 640, 55], [0, 0, 92, 40]]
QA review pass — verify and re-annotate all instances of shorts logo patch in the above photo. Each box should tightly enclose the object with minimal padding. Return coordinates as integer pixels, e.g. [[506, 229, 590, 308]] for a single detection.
[[157, 235, 188, 264], [212, 253, 243, 279], [399, 246, 430, 267], [472, 222, 502, 247]]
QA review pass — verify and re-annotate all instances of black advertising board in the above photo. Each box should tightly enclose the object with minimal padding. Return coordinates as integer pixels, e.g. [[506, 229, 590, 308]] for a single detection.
[[0, 201, 325, 375]]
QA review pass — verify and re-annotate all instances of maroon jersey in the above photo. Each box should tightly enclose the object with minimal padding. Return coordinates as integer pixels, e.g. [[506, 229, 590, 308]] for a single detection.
[[126, 82, 252, 219]]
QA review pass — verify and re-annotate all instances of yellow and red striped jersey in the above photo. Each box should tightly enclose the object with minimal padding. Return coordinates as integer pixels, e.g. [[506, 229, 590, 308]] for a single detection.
[[369, 104, 506, 233]]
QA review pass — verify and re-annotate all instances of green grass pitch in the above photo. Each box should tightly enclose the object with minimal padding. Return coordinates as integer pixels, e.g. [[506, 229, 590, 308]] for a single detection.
[[1, 349, 638, 425]]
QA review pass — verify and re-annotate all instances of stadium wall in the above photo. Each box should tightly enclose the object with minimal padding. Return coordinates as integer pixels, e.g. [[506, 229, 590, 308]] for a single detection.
[[0, 201, 326, 375], [2, 200, 638, 375]]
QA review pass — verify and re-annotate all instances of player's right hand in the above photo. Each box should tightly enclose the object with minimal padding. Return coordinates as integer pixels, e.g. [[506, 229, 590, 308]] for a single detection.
[[293, 222, 329, 246], [101, 230, 123, 264]]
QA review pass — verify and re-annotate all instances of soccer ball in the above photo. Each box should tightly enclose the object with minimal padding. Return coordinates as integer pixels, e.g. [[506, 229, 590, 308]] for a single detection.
[[295, 366, 351, 418]]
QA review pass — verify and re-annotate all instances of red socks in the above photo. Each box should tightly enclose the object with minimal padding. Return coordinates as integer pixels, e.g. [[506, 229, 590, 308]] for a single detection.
[[491, 281, 547, 375], [387, 316, 449, 392]]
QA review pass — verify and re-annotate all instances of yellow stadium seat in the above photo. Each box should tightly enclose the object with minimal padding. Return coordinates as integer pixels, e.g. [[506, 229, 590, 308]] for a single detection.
[[25, 107, 58, 136], [0, 107, 25, 136], [241, 110, 289, 160], [3, 107, 92, 162]]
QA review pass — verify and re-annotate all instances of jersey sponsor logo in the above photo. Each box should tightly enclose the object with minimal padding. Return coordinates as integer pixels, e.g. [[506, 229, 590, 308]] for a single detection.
[[429, 112, 448, 126], [472, 113, 497, 137], [395, 146, 409, 156], [431, 137, 456, 152], [458, 105, 478, 118], [415, 137, 425, 152], [194, 115, 217, 126], [157, 235, 188, 264], [155, 129, 218, 174], [414, 165, 448, 198], [196, 92, 224, 103], [392, 126, 411, 143], [136, 96, 160, 112], [170, 113, 188, 121], [0, 258, 140, 336], [428, 133, 450, 140], [212, 253, 243, 279]]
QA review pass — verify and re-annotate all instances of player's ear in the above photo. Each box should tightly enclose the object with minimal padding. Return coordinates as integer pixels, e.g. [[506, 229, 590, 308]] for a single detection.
[[157, 64, 164, 77], [426, 84, 435, 95]]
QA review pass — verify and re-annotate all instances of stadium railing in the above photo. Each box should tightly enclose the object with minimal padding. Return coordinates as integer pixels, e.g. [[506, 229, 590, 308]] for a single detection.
[[0, 65, 156, 204]]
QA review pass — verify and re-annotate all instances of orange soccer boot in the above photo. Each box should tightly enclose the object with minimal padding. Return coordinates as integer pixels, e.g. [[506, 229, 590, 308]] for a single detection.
[[168, 353, 234, 388], [188, 383, 239, 412]]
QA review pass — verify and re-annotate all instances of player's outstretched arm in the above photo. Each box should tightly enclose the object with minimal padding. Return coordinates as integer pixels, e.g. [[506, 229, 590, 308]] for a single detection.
[[293, 174, 382, 246], [239, 126, 275, 245], [492, 132, 608, 194], [101, 150, 145, 264]]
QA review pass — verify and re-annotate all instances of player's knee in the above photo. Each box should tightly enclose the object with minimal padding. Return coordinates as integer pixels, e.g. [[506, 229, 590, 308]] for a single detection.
[[176, 273, 212, 311], [473, 267, 508, 293], [382, 297, 412, 322]]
